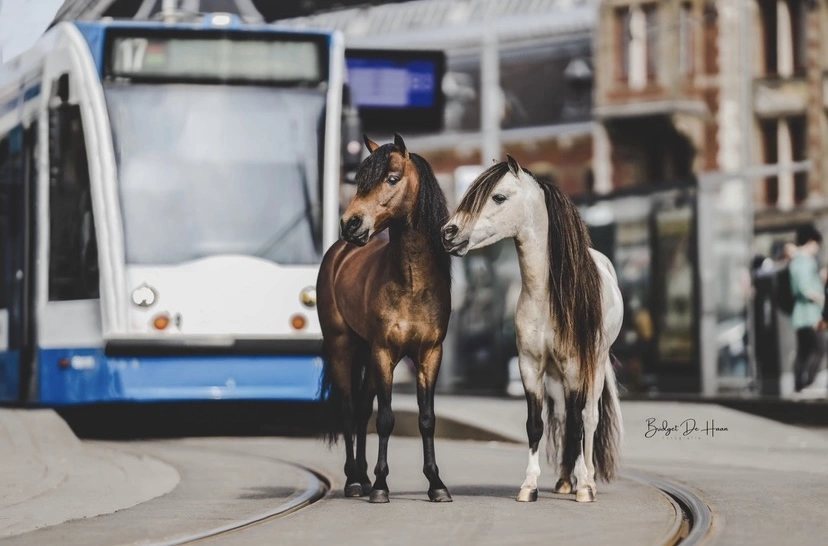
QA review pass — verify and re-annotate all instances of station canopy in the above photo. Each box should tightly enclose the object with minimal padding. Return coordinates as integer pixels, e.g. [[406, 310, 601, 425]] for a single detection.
[[50, 0, 418, 24]]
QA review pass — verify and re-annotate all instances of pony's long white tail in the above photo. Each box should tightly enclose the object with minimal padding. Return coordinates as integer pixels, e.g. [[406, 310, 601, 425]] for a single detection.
[[593, 355, 623, 481]]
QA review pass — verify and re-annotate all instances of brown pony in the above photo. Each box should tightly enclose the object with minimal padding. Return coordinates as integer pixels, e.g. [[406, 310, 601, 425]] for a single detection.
[[316, 134, 452, 503]]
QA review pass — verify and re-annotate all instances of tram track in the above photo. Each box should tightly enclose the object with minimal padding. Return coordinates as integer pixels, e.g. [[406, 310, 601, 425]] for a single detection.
[[147, 463, 331, 546], [387, 408, 717, 546], [167, 410, 714, 546], [623, 470, 714, 546]]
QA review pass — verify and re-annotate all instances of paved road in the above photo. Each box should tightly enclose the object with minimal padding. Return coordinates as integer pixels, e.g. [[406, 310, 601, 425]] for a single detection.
[[2, 434, 677, 546], [0, 409, 178, 539], [4, 396, 828, 545]]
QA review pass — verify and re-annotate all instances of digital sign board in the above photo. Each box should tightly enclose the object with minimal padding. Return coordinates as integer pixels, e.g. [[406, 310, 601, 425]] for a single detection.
[[345, 48, 445, 132], [104, 30, 328, 85]]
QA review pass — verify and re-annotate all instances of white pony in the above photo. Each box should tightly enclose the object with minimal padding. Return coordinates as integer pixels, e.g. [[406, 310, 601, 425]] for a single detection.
[[441, 156, 624, 503]]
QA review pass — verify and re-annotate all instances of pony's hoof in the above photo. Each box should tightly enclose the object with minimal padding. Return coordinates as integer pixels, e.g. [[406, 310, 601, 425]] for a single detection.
[[369, 489, 390, 503], [344, 483, 363, 497], [575, 486, 596, 503], [361, 482, 373, 496], [516, 487, 538, 502], [428, 488, 453, 502], [554, 479, 573, 494]]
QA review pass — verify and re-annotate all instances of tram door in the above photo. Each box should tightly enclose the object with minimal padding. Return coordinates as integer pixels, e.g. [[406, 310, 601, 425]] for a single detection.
[[0, 124, 37, 402]]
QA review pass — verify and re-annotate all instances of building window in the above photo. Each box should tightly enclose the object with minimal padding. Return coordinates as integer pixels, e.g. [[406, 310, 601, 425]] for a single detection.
[[790, 115, 807, 203], [679, 3, 694, 77], [643, 4, 658, 81], [48, 102, 99, 301], [759, 0, 778, 77], [787, 0, 807, 77], [760, 119, 779, 205], [615, 7, 631, 82]]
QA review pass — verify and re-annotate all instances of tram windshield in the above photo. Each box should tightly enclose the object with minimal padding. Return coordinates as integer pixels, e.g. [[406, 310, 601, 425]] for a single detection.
[[104, 83, 325, 265]]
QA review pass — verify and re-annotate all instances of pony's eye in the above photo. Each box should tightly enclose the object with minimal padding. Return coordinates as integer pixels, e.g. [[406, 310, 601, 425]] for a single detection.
[[492, 194, 507, 204], [388, 175, 401, 185]]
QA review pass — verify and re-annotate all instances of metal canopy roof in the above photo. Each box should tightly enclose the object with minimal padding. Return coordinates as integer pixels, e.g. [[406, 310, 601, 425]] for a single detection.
[[51, 0, 597, 49], [275, 0, 598, 50]]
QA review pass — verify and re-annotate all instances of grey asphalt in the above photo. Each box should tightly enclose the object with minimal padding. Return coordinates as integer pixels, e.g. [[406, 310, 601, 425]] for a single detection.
[[0, 408, 178, 539], [391, 395, 828, 546], [1, 438, 315, 546], [3, 396, 828, 545], [200, 436, 678, 546]]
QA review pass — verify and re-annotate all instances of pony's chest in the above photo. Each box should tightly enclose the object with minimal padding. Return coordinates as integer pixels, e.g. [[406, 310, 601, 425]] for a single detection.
[[376, 292, 445, 344]]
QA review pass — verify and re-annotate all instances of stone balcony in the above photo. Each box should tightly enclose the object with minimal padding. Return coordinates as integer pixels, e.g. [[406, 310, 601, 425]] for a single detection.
[[754, 77, 809, 119]]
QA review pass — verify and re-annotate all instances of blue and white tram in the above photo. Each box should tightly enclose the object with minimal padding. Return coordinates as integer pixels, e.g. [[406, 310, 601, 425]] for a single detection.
[[0, 15, 346, 405]]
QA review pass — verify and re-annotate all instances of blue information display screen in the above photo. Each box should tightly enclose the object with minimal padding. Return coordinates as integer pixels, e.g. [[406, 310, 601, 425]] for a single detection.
[[345, 49, 445, 132], [346, 57, 438, 109]]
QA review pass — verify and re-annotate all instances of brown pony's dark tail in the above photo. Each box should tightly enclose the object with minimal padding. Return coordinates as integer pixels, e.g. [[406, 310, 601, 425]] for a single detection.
[[593, 355, 623, 482], [317, 345, 368, 446], [318, 352, 344, 446]]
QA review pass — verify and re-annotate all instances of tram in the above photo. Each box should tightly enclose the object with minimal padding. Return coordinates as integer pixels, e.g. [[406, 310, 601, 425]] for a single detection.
[[0, 14, 351, 405]]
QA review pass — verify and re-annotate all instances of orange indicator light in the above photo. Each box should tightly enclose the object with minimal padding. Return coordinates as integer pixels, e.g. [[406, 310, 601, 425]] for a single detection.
[[290, 314, 307, 330], [153, 314, 170, 330]]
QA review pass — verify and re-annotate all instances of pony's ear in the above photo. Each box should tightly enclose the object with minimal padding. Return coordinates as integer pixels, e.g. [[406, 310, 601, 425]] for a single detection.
[[363, 134, 380, 153], [393, 133, 409, 159], [506, 154, 521, 178]]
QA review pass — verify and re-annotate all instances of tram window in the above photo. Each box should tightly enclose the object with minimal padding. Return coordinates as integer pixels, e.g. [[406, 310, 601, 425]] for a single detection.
[[48, 105, 99, 301]]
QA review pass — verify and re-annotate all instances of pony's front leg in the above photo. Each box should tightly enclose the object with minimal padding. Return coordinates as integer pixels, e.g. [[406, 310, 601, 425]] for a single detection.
[[416, 345, 452, 502], [517, 352, 545, 502], [545, 376, 573, 494], [369, 346, 395, 504], [573, 361, 607, 503]]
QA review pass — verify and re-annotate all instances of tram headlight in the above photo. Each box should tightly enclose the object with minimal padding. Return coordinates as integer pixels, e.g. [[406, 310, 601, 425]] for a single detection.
[[132, 284, 157, 307], [300, 286, 317, 308], [210, 13, 232, 26]]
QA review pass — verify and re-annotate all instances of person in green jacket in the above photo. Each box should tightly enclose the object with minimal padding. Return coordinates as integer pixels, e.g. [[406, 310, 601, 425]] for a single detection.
[[789, 225, 825, 392]]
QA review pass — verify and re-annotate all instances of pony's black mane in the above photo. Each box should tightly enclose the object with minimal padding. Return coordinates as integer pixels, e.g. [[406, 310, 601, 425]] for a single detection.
[[458, 161, 603, 390], [355, 143, 451, 278]]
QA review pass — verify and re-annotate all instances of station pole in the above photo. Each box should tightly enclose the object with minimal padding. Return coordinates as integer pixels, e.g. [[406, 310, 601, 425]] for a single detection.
[[480, 7, 501, 165]]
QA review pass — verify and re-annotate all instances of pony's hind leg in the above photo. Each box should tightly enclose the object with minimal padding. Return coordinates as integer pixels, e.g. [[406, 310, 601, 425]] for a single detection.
[[416, 345, 452, 502], [558, 384, 586, 500], [325, 334, 362, 498], [517, 352, 545, 502], [354, 359, 376, 496]]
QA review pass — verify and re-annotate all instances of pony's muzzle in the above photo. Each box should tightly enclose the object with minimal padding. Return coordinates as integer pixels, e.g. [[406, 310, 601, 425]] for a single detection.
[[341, 215, 369, 246], [441, 223, 469, 256]]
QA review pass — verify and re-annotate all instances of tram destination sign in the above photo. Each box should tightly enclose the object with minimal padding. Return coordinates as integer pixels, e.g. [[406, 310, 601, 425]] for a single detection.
[[345, 48, 445, 132], [104, 30, 328, 85]]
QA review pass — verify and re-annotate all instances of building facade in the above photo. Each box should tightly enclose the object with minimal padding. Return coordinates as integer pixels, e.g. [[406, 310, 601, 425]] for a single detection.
[[593, 0, 828, 210]]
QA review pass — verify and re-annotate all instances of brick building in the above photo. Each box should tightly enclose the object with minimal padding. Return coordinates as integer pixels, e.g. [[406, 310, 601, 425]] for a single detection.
[[593, 0, 828, 212]]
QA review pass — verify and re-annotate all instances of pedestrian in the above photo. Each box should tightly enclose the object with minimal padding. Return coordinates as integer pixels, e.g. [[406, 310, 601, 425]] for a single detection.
[[789, 225, 826, 393]]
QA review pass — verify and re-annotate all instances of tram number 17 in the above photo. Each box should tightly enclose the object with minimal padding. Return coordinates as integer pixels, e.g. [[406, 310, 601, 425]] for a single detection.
[[115, 38, 149, 72]]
